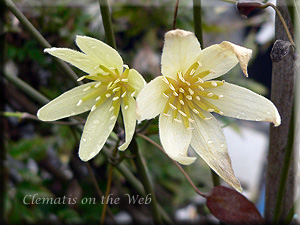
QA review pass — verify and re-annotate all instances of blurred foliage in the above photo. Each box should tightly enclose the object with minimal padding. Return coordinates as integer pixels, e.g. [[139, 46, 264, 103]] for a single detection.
[[3, 0, 273, 224]]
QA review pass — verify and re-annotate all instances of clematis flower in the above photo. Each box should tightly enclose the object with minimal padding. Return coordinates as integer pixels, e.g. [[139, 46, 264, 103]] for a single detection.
[[37, 36, 145, 161], [136, 29, 280, 191]]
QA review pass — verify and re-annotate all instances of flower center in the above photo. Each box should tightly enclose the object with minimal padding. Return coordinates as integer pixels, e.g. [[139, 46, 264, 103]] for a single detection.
[[162, 61, 224, 130], [76, 65, 136, 119]]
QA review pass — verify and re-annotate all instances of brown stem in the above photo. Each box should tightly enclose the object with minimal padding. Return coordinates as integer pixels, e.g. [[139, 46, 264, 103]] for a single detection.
[[172, 0, 180, 30]]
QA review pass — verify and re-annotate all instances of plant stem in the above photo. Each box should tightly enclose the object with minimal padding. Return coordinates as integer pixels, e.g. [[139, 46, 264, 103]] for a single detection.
[[4, 0, 80, 84], [193, 0, 221, 187], [4, 72, 49, 105], [130, 139, 162, 224], [100, 147, 118, 225], [137, 133, 206, 197], [101, 147, 173, 224], [98, 0, 116, 49], [273, 104, 295, 224], [172, 0, 180, 29]]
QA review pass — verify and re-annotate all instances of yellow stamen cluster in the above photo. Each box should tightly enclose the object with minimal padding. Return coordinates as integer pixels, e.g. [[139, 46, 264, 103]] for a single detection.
[[162, 61, 224, 129], [77, 65, 135, 119]]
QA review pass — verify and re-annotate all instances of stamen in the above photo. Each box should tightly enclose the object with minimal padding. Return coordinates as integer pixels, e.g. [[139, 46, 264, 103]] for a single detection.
[[77, 100, 83, 106], [208, 108, 214, 112], [163, 113, 170, 117], [219, 111, 224, 115], [110, 115, 117, 120], [169, 103, 177, 110], [131, 91, 136, 97], [192, 109, 199, 114], [179, 88, 185, 93], [163, 92, 169, 98], [207, 93, 214, 97], [186, 95, 193, 100], [121, 79, 129, 82], [169, 83, 175, 91], [113, 78, 121, 84], [211, 81, 217, 87], [162, 76, 169, 84], [179, 100, 185, 105], [109, 106, 115, 112], [106, 93, 112, 98], [190, 69, 195, 76], [195, 96, 201, 101], [121, 91, 127, 98], [112, 96, 119, 101], [113, 87, 121, 92], [173, 91, 179, 96], [91, 105, 97, 112], [188, 118, 195, 123], [219, 95, 224, 99], [124, 105, 129, 110], [174, 118, 182, 123], [95, 96, 101, 101], [83, 86, 91, 92], [204, 117, 213, 121], [187, 127, 194, 130], [94, 82, 102, 88], [198, 85, 204, 91], [107, 81, 113, 89], [197, 77, 204, 83], [178, 110, 187, 117], [188, 88, 194, 95]]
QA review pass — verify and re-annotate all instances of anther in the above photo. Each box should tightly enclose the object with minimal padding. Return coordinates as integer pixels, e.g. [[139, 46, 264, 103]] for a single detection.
[[94, 82, 102, 88], [174, 119, 182, 123], [107, 81, 113, 89], [91, 105, 97, 112], [113, 78, 121, 84], [196, 85, 203, 91], [178, 110, 187, 117], [121, 79, 129, 82], [124, 64, 129, 69], [121, 92, 127, 98], [204, 117, 213, 121], [192, 109, 199, 114], [188, 118, 195, 123], [83, 86, 91, 92], [95, 96, 101, 101], [219, 111, 224, 115], [219, 95, 224, 99], [109, 106, 115, 112], [113, 87, 121, 92], [179, 88, 185, 93], [169, 83, 175, 91], [173, 91, 179, 96], [211, 81, 217, 87], [163, 113, 171, 117], [180, 100, 185, 105], [163, 93, 169, 98], [77, 100, 83, 106], [190, 69, 195, 76], [106, 93, 112, 98], [207, 108, 214, 112], [124, 105, 129, 110], [197, 78, 204, 83], [187, 127, 194, 130], [195, 96, 201, 101], [162, 77, 169, 84], [131, 91, 136, 97], [188, 88, 194, 95], [110, 115, 117, 121], [112, 96, 119, 101], [169, 103, 177, 110], [209, 69, 216, 74], [207, 93, 214, 97], [186, 95, 193, 100]]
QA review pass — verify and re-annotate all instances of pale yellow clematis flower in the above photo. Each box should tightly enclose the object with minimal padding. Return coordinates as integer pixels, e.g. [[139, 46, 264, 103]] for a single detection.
[[37, 36, 145, 161], [136, 29, 280, 191]]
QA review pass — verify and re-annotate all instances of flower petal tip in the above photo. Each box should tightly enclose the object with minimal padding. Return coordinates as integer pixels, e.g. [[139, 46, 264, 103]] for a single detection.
[[166, 29, 194, 39], [170, 155, 197, 165]]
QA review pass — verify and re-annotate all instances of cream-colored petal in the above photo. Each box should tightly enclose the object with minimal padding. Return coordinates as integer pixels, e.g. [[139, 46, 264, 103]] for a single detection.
[[127, 69, 146, 95], [161, 29, 201, 79], [119, 96, 136, 151], [44, 48, 100, 74], [190, 112, 242, 192], [136, 76, 169, 122], [159, 113, 196, 165], [79, 100, 119, 161], [37, 82, 98, 121], [76, 36, 123, 74], [206, 82, 281, 126], [197, 41, 252, 80]]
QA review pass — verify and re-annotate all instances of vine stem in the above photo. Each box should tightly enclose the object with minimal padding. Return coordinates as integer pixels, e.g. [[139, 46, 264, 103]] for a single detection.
[[172, 0, 180, 29], [100, 147, 118, 225], [98, 0, 116, 49], [193, 0, 221, 187], [4, 0, 80, 84], [130, 138, 163, 224], [137, 133, 206, 198]]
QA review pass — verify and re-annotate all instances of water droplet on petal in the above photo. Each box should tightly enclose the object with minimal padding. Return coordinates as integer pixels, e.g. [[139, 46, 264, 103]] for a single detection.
[[207, 139, 213, 144]]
